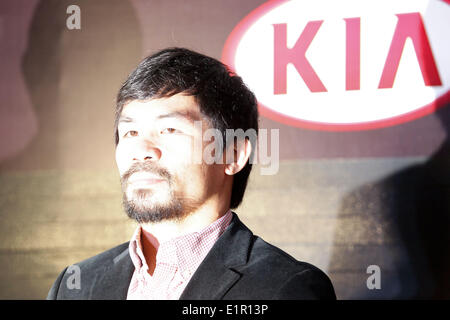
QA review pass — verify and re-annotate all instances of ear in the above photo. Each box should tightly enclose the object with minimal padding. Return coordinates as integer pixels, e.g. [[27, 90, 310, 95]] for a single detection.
[[224, 138, 252, 176]]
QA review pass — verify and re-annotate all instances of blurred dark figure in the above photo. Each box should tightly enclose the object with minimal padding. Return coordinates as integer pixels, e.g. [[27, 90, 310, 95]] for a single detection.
[[386, 103, 450, 298], [330, 102, 450, 299]]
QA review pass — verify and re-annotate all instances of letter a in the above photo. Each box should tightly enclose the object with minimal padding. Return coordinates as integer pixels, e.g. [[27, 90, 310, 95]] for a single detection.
[[378, 13, 441, 88], [66, 5, 81, 30], [366, 265, 381, 290], [66, 265, 81, 290]]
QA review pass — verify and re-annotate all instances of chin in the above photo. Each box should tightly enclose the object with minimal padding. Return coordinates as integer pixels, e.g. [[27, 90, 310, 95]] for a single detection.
[[123, 197, 185, 224], [128, 187, 162, 201]]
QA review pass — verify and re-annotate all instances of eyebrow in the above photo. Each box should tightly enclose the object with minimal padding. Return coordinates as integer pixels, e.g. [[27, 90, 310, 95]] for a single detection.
[[118, 110, 202, 124], [118, 116, 134, 124], [157, 110, 202, 122]]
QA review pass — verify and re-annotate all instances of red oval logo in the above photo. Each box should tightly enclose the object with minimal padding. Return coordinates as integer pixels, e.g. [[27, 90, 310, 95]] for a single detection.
[[222, 0, 450, 131]]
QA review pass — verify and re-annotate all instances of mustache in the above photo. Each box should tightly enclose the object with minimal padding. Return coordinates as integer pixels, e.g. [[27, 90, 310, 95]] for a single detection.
[[121, 162, 172, 185]]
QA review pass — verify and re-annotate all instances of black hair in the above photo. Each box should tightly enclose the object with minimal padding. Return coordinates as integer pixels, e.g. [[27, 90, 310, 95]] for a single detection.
[[115, 47, 259, 209]]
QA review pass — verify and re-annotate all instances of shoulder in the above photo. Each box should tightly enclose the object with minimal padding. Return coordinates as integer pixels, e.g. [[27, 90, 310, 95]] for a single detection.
[[235, 233, 336, 299], [71, 242, 130, 272], [46, 242, 130, 300]]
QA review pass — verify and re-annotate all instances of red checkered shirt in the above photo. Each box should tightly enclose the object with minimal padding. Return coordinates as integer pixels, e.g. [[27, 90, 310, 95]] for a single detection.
[[126, 210, 233, 300]]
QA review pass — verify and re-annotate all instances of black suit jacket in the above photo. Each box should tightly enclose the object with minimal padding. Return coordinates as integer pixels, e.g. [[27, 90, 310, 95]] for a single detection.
[[47, 213, 336, 299]]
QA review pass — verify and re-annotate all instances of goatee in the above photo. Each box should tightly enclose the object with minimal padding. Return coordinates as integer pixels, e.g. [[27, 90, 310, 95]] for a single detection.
[[120, 162, 185, 223]]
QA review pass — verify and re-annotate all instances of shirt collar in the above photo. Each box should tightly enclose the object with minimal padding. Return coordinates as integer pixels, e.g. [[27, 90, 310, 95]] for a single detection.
[[128, 209, 233, 280]]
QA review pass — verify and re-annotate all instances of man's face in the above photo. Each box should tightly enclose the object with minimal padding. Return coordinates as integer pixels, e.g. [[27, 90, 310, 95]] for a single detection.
[[115, 93, 225, 223]]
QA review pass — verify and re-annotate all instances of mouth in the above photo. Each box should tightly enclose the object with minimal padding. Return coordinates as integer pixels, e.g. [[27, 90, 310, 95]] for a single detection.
[[127, 172, 166, 188]]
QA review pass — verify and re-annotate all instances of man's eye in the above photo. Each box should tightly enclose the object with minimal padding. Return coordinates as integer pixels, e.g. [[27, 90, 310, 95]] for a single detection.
[[161, 128, 180, 134], [124, 130, 138, 137]]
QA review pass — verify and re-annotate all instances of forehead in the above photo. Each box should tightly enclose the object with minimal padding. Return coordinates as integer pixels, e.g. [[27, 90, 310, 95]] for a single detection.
[[119, 93, 202, 122]]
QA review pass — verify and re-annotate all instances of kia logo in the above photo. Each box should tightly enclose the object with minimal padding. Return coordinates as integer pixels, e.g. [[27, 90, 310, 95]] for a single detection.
[[222, 0, 450, 131]]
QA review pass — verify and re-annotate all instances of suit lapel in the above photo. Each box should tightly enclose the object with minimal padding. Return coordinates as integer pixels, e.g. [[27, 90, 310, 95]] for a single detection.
[[90, 246, 135, 299], [179, 213, 253, 299]]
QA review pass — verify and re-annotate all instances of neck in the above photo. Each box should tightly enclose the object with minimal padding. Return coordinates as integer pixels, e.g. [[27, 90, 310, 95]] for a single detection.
[[139, 200, 230, 276]]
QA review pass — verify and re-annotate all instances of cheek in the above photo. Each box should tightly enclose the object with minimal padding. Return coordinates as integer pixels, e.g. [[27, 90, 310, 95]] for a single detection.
[[170, 164, 203, 193], [115, 144, 130, 175], [164, 138, 197, 165], [189, 164, 223, 191]]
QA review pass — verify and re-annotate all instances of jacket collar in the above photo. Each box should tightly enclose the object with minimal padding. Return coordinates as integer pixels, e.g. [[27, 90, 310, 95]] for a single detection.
[[91, 212, 252, 300]]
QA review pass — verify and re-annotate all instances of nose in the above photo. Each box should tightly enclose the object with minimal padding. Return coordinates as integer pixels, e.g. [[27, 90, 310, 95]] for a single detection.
[[132, 138, 162, 162]]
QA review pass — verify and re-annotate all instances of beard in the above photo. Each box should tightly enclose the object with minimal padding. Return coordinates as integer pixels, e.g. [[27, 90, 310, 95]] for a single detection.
[[120, 162, 187, 223]]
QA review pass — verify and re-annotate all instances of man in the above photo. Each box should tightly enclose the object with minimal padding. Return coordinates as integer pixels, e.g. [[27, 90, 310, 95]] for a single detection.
[[47, 48, 336, 300]]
